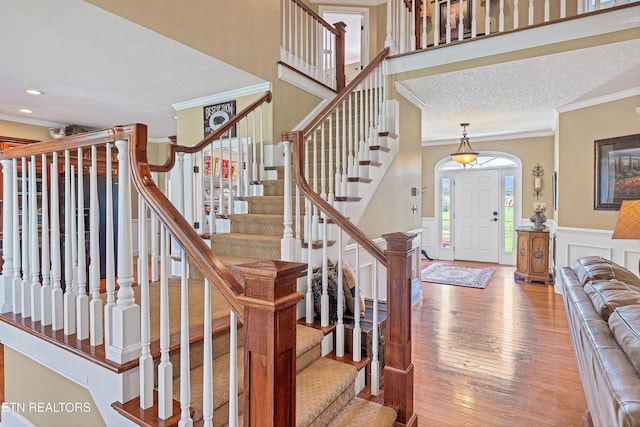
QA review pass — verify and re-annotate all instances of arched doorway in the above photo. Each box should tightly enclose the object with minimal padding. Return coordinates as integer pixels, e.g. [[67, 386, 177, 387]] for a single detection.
[[435, 152, 522, 265]]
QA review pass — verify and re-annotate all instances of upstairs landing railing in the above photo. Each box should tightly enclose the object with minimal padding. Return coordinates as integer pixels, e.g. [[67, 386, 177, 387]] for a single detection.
[[386, 0, 639, 54], [280, 0, 346, 91]]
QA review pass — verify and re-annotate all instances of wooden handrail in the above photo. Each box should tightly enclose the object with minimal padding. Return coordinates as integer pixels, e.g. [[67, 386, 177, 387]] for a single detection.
[[150, 91, 273, 172], [290, 0, 340, 36], [128, 125, 246, 322], [302, 48, 390, 136], [286, 47, 391, 268]]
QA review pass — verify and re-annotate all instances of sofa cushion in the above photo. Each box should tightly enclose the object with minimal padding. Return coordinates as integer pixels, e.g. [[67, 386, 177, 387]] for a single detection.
[[584, 280, 640, 321], [609, 305, 640, 375], [574, 257, 640, 289]]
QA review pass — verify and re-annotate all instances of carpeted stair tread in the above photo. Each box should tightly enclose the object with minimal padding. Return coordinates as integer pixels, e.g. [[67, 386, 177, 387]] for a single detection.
[[327, 397, 397, 427], [229, 213, 284, 236], [296, 324, 325, 373], [173, 348, 244, 426], [210, 232, 281, 259], [296, 357, 358, 427]]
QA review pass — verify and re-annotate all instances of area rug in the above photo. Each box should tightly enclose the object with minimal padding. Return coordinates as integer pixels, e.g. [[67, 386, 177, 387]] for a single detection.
[[420, 263, 495, 289]]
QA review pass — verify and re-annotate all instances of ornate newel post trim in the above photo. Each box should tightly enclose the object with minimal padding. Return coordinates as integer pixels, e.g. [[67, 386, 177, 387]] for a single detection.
[[234, 260, 305, 427], [382, 231, 418, 427]]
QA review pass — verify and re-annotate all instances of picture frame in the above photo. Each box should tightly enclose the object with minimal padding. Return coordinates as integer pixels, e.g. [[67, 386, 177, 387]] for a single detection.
[[594, 133, 640, 210], [203, 100, 237, 138], [439, 0, 471, 42]]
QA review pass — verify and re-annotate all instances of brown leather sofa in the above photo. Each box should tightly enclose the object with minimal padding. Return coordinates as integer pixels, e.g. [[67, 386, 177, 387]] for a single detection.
[[561, 256, 640, 427]]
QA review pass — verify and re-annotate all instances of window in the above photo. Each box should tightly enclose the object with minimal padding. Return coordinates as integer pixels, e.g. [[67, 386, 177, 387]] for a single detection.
[[441, 177, 451, 249], [504, 175, 515, 253]]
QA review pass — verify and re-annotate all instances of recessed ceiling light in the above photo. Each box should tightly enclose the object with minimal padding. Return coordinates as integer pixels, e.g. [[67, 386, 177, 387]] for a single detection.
[[26, 89, 44, 95], [19, 108, 32, 114]]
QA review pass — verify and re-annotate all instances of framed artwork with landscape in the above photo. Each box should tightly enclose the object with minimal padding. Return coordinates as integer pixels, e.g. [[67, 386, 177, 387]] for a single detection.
[[439, 0, 471, 41], [594, 133, 640, 210]]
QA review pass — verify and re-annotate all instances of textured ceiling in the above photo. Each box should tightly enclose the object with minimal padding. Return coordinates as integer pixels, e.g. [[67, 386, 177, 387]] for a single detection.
[[0, 0, 264, 140], [398, 38, 640, 144]]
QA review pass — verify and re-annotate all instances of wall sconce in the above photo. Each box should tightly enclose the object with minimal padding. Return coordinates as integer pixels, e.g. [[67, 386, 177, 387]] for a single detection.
[[532, 163, 544, 199]]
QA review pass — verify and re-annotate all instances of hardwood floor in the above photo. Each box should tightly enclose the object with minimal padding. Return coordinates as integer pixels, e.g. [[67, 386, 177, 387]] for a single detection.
[[361, 260, 589, 426]]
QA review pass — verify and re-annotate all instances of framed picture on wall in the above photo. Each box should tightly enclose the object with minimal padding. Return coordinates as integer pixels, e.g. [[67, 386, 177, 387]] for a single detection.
[[203, 100, 237, 138], [439, 0, 471, 42], [594, 133, 640, 210]]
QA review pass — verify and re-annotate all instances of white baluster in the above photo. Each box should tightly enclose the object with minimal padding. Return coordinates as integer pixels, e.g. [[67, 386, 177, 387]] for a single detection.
[[471, 0, 477, 37], [410, 0, 416, 51], [385, 0, 394, 50], [305, 198, 314, 323], [544, 0, 550, 21], [89, 146, 102, 346], [336, 228, 345, 357], [320, 214, 329, 328], [353, 244, 362, 362], [51, 153, 63, 330], [179, 250, 193, 427], [281, 140, 295, 261], [12, 158, 21, 315], [0, 159, 13, 313], [259, 105, 265, 182], [372, 258, 381, 395], [400, 0, 406, 52], [458, 0, 464, 40], [226, 138, 233, 216], [138, 196, 152, 409], [348, 94, 355, 178], [486, 0, 492, 36], [106, 139, 141, 363], [158, 227, 173, 419], [63, 153, 76, 335], [528, 0, 534, 26], [514, 0, 520, 29], [40, 154, 51, 325], [328, 114, 334, 204], [560, 0, 566, 18], [202, 277, 213, 427], [150, 173, 160, 282], [434, 0, 441, 46], [228, 310, 239, 427], [76, 149, 89, 340], [71, 165, 78, 295], [29, 157, 41, 322], [335, 106, 342, 200], [312, 133, 319, 242], [499, 0, 505, 31], [341, 100, 348, 197], [21, 157, 31, 318], [104, 144, 116, 346]]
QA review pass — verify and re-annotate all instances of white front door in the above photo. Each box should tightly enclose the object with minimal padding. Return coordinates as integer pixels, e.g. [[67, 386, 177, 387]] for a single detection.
[[454, 169, 500, 262]]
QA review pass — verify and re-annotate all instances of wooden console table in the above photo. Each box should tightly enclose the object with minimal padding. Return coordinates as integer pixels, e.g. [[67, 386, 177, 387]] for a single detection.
[[514, 226, 550, 285]]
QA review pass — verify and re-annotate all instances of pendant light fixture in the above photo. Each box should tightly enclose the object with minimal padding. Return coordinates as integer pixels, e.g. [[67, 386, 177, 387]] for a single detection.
[[451, 122, 478, 165]]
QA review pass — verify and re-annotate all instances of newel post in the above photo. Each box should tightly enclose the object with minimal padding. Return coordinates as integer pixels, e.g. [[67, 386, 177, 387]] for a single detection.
[[235, 260, 305, 427], [334, 21, 346, 91], [383, 232, 417, 427]]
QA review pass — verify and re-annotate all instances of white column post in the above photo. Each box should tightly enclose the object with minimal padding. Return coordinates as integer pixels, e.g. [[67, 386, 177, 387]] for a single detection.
[[514, 0, 520, 29], [0, 159, 14, 313], [76, 149, 89, 340], [40, 154, 51, 325], [106, 139, 141, 363], [178, 250, 193, 427], [371, 258, 380, 395], [89, 146, 103, 346], [158, 226, 173, 420], [202, 277, 213, 427], [63, 155, 76, 335], [29, 157, 41, 322], [150, 171, 160, 282], [353, 244, 362, 362]]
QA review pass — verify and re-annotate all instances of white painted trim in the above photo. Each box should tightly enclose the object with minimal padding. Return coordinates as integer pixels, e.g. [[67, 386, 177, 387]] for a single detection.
[[172, 82, 271, 111], [554, 225, 640, 294], [318, 5, 371, 67], [0, 323, 139, 426], [0, 410, 37, 427], [278, 63, 336, 100], [293, 99, 333, 131], [556, 87, 640, 112], [385, 6, 640, 76], [395, 82, 427, 109]]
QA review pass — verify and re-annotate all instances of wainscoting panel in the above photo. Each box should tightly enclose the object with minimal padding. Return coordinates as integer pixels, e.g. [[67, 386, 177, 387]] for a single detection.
[[555, 226, 640, 294]]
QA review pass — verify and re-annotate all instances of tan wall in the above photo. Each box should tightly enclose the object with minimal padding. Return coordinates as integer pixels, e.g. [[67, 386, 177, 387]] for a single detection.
[[357, 93, 423, 236], [0, 120, 50, 141], [421, 135, 555, 218], [4, 347, 105, 427], [557, 95, 640, 230]]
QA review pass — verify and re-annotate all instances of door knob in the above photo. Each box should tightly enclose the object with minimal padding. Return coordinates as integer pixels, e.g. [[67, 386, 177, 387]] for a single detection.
[[491, 218, 498, 222]]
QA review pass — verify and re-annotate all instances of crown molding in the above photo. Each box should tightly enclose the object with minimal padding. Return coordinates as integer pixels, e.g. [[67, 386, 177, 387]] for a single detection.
[[556, 87, 640, 113], [172, 82, 271, 111], [309, 0, 385, 5]]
